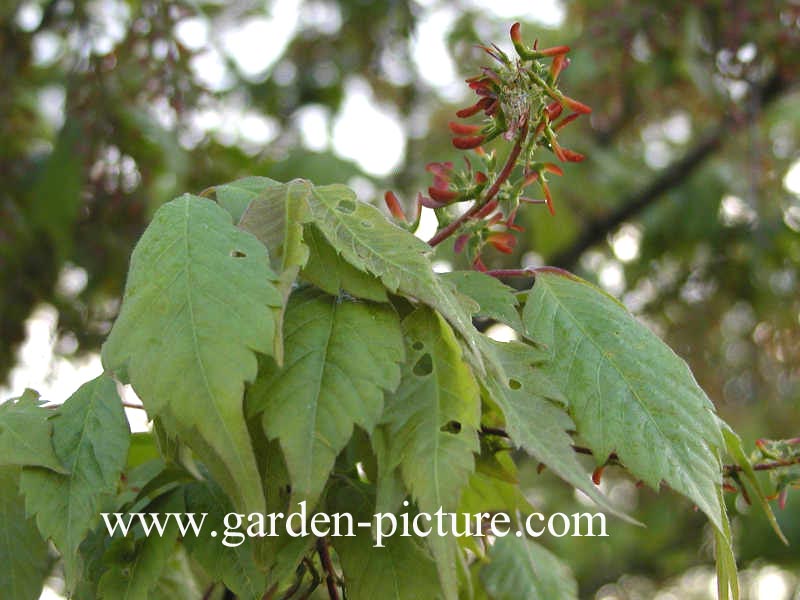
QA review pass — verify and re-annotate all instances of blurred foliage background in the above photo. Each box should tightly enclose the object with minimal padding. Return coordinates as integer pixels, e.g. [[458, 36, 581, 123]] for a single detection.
[[1, 0, 799, 598]]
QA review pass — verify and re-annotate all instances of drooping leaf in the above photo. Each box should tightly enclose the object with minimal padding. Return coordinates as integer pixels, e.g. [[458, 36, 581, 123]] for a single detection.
[[0, 389, 67, 473], [20, 375, 130, 587], [714, 485, 739, 600], [441, 270, 523, 331], [182, 480, 266, 600], [483, 339, 633, 522], [302, 224, 388, 302], [247, 286, 404, 506], [378, 307, 480, 600], [0, 467, 50, 600], [480, 535, 578, 600], [97, 490, 184, 600], [329, 479, 441, 600], [523, 269, 727, 532], [238, 179, 312, 360], [721, 424, 786, 543], [102, 195, 282, 515], [302, 182, 486, 370]]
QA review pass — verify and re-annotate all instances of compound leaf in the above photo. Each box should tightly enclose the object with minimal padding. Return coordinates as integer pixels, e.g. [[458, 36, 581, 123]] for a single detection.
[[248, 287, 404, 507], [0, 389, 66, 473], [483, 339, 632, 522], [238, 179, 312, 360], [379, 307, 480, 600], [0, 467, 50, 600], [301, 224, 388, 302], [214, 176, 281, 223], [102, 195, 281, 515], [303, 182, 486, 370], [523, 269, 727, 534], [20, 375, 129, 587], [441, 271, 523, 331], [97, 490, 184, 600], [181, 480, 266, 600], [329, 480, 440, 600], [481, 535, 578, 600]]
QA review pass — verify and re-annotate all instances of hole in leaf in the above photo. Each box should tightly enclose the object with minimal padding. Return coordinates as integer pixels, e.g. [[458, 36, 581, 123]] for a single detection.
[[413, 353, 433, 376], [508, 378, 521, 390], [337, 199, 356, 214], [412, 341, 424, 351], [360, 220, 373, 228], [230, 250, 247, 258], [441, 420, 462, 434]]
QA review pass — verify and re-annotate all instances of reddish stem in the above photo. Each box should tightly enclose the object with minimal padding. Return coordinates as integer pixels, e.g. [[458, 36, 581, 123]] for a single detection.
[[428, 117, 530, 248], [485, 268, 537, 278]]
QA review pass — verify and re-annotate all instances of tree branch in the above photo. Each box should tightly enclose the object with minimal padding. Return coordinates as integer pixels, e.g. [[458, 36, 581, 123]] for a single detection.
[[316, 537, 340, 600], [549, 72, 792, 269], [479, 425, 800, 478]]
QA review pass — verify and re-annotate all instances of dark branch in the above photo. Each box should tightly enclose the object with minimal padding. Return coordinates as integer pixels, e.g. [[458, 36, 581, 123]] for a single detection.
[[479, 425, 800, 478], [549, 72, 792, 269], [316, 537, 340, 600]]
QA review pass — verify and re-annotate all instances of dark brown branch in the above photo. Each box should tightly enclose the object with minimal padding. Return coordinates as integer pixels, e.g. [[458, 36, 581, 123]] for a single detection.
[[479, 425, 800, 478], [316, 537, 340, 600], [723, 455, 800, 477], [549, 73, 791, 269]]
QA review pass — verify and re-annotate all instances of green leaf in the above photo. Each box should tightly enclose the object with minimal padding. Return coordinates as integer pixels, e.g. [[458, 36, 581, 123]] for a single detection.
[[20, 375, 130, 587], [0, 467, 50, 600], [237, 179, 311, 362], [523, 269, 726, 532], [102, 194, 282, 515], [97, 490, 184, 600], [379, 307, 480, 600], [213, 176, 281, 223], [0, 389, 67, 472], [441, 271, 523, 330], [480, 535, 578, 600], [713, 485, 739, 600], [329, 480, 441, 600], [302, 224, 388, 302], [182, 480, 266, 600], [483, 339, 633, 522], [458, 450, 532, 557], [248, 286, 404, 506], [303, 182, 486, 370], [721, 424, 786, 544], [146, 547, 203, 600]]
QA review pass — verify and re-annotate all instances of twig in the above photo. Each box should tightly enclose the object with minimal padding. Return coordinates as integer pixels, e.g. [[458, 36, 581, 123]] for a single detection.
[[485, 268, 537, 278], [479, 425, 800, 478], [201, 584, 216, 600], [316, 537, 340, 600], [723, 456, 800, 477], [122, 400, 146, 410], [427, 118, 530, 248]]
